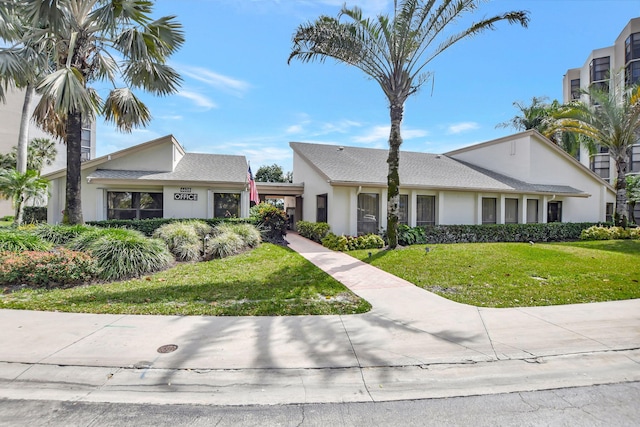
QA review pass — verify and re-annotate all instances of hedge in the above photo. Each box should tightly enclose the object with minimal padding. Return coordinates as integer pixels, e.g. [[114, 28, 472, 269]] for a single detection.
[[23, 206, 47, 224], [87, 217, 256, 236]]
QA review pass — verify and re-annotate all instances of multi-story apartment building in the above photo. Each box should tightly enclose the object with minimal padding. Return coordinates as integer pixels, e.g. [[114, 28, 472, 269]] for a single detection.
[[0, 85, 96, 217], [562, 17, 640, 184], [562, 17, 640, 222]]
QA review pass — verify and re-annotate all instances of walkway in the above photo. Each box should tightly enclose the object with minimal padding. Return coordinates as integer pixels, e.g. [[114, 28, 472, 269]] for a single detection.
[[0, 233, 638, 406]]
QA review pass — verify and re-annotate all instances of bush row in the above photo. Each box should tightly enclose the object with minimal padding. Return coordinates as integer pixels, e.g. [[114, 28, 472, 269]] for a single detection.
[[398, 222, 603, 244], [580, 225, 640, 240], [87, 217, 255, 236], [296, 221, 331, 243], [321, 233, 385, 251]]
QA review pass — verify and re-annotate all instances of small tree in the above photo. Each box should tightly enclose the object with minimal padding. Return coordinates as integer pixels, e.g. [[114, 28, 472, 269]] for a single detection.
[[255, 164, 288, 183], [0, 169, 48, 227]]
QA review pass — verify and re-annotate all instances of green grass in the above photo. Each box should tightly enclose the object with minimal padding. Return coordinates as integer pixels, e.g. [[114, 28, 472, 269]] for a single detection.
[[1, 243, 371, 316], [349, 240, 640, 307], [0, 220, 12, 228]]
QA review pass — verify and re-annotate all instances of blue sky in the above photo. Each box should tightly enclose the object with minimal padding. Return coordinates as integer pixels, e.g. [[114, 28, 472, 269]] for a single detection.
[[96, 0, 640, 173]]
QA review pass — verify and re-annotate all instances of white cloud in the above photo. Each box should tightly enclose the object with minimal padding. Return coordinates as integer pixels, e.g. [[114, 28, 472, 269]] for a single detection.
[[286, 124, 305, 134], [176, 90, 217, 110], [178, 65, 251, 96], [353, 125, 428, 144], [447, 122, 480, 135]]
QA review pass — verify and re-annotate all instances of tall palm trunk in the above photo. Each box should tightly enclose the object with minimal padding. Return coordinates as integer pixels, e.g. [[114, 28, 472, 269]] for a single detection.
[[64, 111, 83, 224], [16, 83, 34, 174], [386, 100, 404, 248], [614, 154, 629, 227]]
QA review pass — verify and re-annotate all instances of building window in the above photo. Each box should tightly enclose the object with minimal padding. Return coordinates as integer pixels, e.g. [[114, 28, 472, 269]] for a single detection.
[[416, 195, 435, 226], [527, 199, 538, 223], [398, 194, 409, 225], [505, 198, 518, 224], [570, 78, 581, 100], [625, 33, 640, 63], [81, 119, 92, 162], [316, 194, 327, 223], [214, 193, 240, 218], [590, 154, 610, 180], [107, 191, 163, 220], [590, 56, 610, 84], [357, 193, 379, 235], [606, 203, 614, 223], [482, 198, 497, 224], [630, 145, 640, 173], [626, 61, 640, 87], [633, 204, 640, 225], [547, 201, 562, 223]]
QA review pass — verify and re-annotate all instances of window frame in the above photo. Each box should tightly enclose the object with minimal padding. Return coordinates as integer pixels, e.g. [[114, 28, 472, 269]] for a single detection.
[[416, 195, 436, 226], [316, 194, 328, 223], [357, 193, 379, 235], [526, 199, 539, 224], [107, 191, 163, 220], [481, 197, 497, 225], [213, 192, 241, 218], [505, 198, 519, 224], [547, 201, 563, 223]]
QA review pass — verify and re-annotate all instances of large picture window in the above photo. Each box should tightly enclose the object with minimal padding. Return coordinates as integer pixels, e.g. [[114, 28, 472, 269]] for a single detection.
[[482, 198, 497, 224], [316, 194, 327, 223], [505, 198, 518, 224], [357, 193, 379, 235], [416, 195, 435, 226], [547, 201, 562, 223], [398, 194, 409, 225], [527, 199, 539, 223], [107, 192, 163, 220], [214, 193, 240, 218]]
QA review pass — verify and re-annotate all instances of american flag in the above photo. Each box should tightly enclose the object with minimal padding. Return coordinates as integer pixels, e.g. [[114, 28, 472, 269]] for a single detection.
[[248, 165, 259, 204]]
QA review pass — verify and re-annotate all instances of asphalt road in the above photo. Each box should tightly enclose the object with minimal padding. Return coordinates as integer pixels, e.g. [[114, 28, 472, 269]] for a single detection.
[[1, 381, 638, 426]]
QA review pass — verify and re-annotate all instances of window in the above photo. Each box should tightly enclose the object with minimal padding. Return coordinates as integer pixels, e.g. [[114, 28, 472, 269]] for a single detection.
[[633, 204, 640, 225], [547, 201, 562, 223], [107, 192, 163, 220], [214, 193, 240, 218], [482, 198, 496, 224], [357, 193, 379, 235], [316, 194, 327, 223], [590, 56, 610, 83], [416, 195, 435, 226], [505, 198, 518, 224], [590, 154, 610, 180], [527, 199, 539, 223], [81, 119, 92, 162], [630, 145, 640, 173], [625, 33, 640, 63], [626, 61, 640, 87], [398, 194, 409, 225], [606, 203, 614, 223], [570, 78, 581, 100]]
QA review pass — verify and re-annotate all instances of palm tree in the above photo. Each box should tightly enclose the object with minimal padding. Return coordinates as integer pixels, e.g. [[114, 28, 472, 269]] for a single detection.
[[626, 174, 640, 224], [548, 84, 640, 227], [0, 0, 184, 224], [289, 0, 528, 247], [26, 137, 58, 175], [498, 97, 596, 159], [0, 169, 49, 227]]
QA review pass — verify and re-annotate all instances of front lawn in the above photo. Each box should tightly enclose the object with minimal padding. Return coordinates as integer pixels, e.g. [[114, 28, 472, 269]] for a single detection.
[[1, 243, 371, 316], [349, 240, 640, 307]]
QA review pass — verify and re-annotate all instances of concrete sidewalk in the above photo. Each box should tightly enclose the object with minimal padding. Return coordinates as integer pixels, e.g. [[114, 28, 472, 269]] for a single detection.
[[0, 233, 638, 406]]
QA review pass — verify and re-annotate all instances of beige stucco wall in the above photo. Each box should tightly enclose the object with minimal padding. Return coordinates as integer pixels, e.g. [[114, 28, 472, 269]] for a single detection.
[[292, 151, 332, 224]]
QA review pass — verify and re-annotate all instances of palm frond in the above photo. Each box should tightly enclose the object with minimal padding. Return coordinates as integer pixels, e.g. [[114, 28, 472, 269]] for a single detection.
[[123, 60, 181, 95], [35, 67, 96, 119], [102, 87, 151, 132]]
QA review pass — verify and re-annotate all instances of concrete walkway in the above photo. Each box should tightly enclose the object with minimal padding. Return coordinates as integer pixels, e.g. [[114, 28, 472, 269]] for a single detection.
[[0, 233, 639, 406]]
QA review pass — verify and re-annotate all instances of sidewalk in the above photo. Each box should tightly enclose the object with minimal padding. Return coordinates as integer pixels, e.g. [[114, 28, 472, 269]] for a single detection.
[[0, 233, 638, 406]]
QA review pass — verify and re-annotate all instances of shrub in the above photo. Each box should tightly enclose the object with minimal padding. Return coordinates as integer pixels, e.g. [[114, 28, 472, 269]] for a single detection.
[[34, 223, 96, 245], [0, 249, 97, 288], [87, 217, 255, 236], [1, 215, 13, 222], [397, 224, 427, 246], [214, 223, 261, 248], [22, 206, 47, 224], [153, 221, 211, 262], [321, 233, 385, 251], [580, 225, 640, 240], [68, 227, 172, 280], [250, 202, 287, 244], [0, 229, 51, 252], [297, 221, 330, 243], [207, 230, 246, 259]]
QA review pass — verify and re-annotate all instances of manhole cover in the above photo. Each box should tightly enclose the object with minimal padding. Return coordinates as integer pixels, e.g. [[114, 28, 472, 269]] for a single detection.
[[157, 344, 178, 354]]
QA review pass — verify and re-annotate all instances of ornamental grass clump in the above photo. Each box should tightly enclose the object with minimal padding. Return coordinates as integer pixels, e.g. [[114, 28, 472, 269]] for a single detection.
[[68, 227, 173, 280], [0, 249, 97, 288], [207, 230, 245, 259], [153, 221, 210, 262], [0, 228, 51, 252], [213, 223, 261, 248], [34, 223, 97, 245]]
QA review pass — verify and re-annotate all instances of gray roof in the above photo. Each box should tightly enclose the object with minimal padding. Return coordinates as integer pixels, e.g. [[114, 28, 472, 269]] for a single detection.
[[290, 142, 586, 195], [88, 153, 248, 184]]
